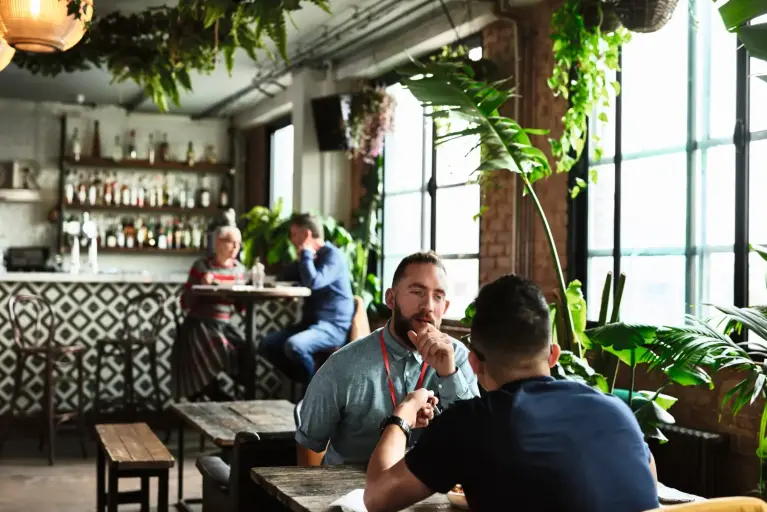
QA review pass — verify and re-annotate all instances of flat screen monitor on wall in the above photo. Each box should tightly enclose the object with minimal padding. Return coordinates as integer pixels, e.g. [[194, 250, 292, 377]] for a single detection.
[[310, 94, 352, 151]]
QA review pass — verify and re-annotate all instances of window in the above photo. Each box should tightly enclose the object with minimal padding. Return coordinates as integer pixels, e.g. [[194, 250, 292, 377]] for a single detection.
[[581, 0, 746, 325], [381, 78, 481, 318], [269, 123, 294, 216]]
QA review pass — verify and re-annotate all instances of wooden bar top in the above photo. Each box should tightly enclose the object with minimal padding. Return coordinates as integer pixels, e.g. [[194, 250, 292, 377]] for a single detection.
[[170, 400, 296, 447], [251, 465, 455, 511]]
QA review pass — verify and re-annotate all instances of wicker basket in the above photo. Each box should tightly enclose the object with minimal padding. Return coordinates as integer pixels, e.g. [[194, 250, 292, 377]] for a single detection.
[[614, 0, 680, 33], [582, 0, 623, 32]]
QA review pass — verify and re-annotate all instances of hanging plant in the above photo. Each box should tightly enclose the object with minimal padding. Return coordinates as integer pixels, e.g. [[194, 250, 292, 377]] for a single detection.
[[345, 85, 396, 164], [548, 0, 631, 196], [11, 0, 329, 112]]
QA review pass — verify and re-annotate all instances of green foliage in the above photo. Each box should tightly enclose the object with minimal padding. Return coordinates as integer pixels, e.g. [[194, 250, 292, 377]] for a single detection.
[[548, 0, 631, 196], [716, 0, 767, 64], [17, 0, 329, 111]]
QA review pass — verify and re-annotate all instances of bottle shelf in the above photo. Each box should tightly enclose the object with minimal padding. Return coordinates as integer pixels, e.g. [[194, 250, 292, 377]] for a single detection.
[[64, 246, 204, 255], [63, 156, 232, 174], [61, 203, 221, 215]]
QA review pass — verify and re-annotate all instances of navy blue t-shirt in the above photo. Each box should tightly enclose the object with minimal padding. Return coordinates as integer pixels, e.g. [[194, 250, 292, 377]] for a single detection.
[[405, 376, 660, 512]]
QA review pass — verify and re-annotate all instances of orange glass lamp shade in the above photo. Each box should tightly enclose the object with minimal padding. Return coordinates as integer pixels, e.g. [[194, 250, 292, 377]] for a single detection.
[[62, 0, 92, 51], [0, 38, 16, 72], [0, 0, 90, 53]]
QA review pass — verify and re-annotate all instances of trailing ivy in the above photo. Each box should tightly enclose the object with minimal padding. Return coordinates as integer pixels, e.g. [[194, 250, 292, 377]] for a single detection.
[[548, 0, 631, 196], [13, 0, 329, 111]]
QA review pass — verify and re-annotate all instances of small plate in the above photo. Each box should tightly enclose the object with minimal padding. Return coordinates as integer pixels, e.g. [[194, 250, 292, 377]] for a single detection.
[[447, 490, 468, 509]]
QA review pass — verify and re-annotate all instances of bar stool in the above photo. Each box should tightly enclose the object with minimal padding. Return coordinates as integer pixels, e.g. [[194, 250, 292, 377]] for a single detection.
[[93, 292, 166, 418], [0, 294, 88, 465]]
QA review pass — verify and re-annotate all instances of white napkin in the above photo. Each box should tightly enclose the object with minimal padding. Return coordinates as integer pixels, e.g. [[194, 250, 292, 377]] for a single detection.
[[329, 489, 368, 512]]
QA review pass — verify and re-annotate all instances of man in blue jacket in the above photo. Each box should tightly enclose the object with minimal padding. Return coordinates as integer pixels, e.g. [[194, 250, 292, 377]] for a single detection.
[[258, 213, 355, 383]]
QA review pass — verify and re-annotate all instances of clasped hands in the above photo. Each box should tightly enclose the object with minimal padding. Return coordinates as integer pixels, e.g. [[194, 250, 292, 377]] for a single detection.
[[394, 388, 440, 429]]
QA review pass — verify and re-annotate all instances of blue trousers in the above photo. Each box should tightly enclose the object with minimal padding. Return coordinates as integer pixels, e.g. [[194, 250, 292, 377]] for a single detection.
[[259, 321, 348, 383]]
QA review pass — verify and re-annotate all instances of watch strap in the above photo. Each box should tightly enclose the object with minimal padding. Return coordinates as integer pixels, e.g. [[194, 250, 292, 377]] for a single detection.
[[379, 415, 411, 442]]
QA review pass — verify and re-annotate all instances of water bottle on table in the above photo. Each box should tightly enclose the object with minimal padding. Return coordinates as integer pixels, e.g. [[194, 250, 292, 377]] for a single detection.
[[251, 258, 265, 289]]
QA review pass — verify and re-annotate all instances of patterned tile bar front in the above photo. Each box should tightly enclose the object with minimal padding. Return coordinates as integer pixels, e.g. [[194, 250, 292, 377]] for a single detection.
[[0, 279, 300, 415]]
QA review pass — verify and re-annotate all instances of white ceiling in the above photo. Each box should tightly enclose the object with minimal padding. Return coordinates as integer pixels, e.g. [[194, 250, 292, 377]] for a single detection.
[[0, 0, 470, 117]]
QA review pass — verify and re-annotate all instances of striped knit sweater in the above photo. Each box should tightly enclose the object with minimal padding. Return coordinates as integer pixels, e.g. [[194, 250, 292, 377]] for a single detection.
[[181, 257, 247, 320]]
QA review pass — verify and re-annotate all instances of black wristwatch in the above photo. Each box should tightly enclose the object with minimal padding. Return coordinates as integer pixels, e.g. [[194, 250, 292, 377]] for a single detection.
[[379, 415, 412, 443]]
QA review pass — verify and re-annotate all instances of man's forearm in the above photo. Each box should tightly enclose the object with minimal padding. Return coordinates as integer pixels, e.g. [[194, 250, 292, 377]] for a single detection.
[[367, 404, 415, 482]]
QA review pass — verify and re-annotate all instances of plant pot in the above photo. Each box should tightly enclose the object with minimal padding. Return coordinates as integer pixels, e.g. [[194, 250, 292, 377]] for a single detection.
[[582, 0, 623, 32], [614, 0, 680, 33]]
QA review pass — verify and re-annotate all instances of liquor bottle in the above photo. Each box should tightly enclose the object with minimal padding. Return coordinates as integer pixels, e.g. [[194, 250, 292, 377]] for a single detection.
[[186, 141, 195, 167], [112, 135, 123, 162], [165, 220, 174, 249], [198, 173, 211, 208], [136, 177, 146, 208], [71, 128, 82, 161], [162, 172, 170, 207], [103, 173, 113, 206], [124, 218, 136, 248], [147, 133, 156, 165], [157, 222, 167, 249], [173, 219, 183, 249], [76, 172, 87, 204], [136, 218, 147, 248], [191, 218, 202, 249], [182, 218, 192, 249], [92, 120, 102, 158], [178, 179, 187, 209], [218, 178, 230, 209], [186, 181, 195, 208], [121, 181, 131, 207], [64, 170, 75, 205], [116, 218, 126, 248], [113, 173, 122, 206], [158, 133, 169, 161], [127, 130, 138, 159], [105, 222, 117, 248], [87, 172, 97, 205]]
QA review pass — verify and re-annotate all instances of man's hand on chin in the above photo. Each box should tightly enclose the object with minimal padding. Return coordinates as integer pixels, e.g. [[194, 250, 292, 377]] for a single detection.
[[407, 324, 457, 377]]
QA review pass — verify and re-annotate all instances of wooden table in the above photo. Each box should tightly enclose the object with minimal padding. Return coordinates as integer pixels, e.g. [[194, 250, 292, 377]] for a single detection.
[[251, 466, 456, 511], [170, 400, 297, 511], [189, 284, 311, 398]]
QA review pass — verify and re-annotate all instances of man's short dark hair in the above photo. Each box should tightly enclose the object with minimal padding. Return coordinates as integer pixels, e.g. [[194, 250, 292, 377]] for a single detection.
[[290, 213, 323, 239], [391, 251, 447, 286], [470, 274, 551, 362]]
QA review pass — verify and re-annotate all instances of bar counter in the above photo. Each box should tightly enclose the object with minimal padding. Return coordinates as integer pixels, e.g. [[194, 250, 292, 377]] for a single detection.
[[0, 271, 301, 416]]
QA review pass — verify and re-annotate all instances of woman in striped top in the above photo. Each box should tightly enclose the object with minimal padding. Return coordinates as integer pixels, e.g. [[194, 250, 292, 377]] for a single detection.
[[171, 225, 251, 402]]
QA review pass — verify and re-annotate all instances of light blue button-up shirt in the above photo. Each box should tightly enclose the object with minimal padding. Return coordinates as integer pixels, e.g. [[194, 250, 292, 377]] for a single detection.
[[295, 321, 479, 465]]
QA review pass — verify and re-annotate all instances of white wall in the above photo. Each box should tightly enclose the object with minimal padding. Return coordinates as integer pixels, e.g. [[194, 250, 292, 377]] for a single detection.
[[0, 99, 231, 276]]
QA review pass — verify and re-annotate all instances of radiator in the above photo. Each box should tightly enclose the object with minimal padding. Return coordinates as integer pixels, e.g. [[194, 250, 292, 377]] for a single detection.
[[649, 424, 728, 498]]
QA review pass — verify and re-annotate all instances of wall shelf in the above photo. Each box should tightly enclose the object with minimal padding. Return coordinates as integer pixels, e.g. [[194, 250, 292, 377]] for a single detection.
[[63, 156, 232, 174], [62, 203, 221, 216], [65, 246, 203, 255], [0, 189, 42, 202]]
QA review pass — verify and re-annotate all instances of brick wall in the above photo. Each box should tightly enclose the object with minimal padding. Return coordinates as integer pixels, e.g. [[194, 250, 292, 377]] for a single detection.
[[479, 1, 569, 303]]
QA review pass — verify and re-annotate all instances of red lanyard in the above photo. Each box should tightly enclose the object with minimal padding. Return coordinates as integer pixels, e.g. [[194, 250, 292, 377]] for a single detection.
[[379, 331, 428, 409]]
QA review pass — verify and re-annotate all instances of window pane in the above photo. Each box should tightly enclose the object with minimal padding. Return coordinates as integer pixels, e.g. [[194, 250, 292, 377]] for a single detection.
[[749, 140, 767, 242], [588, 164, 615, 251], [384, 84, 427, 193], [696, 252, 734, 319], [587, 256, 614, 320], [435, 118, 480, 187], [620, 255, 686, 326], [589, 69, 617, 163], [384, 192, 427, 255], [435, 184, 480, 255], [270, 124, 294, 215], [695, 145, 735, 247], [621, 0, 689, 154], [382, 256, 400, 291], [621, 153, 687, 250], [749, 252, 767, 306], [696, 0, 736, 141], [443, 258, 480, 320], [752, 56, 767, 133]]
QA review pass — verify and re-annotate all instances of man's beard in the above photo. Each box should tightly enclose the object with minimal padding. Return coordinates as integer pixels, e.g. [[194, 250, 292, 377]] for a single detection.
[[391, 303, 437, 350]]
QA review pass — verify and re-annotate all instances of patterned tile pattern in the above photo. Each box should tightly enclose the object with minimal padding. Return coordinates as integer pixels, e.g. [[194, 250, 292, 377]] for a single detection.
[[0, 281, 300, 415]]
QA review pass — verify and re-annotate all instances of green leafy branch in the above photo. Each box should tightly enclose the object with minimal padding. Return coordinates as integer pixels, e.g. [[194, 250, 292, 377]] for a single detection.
[[15, 0, 329, 111]]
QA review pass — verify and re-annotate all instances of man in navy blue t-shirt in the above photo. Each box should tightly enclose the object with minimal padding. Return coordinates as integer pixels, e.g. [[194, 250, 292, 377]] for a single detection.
[[364, 274, 660, 512]]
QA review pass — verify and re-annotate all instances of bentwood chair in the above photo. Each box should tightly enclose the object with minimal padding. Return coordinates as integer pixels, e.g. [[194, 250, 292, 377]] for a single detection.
[[0, 294, 88, 465]]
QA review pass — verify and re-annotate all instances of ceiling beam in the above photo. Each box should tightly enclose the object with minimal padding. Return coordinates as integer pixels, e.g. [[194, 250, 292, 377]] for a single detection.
[[122, 90, 147, 112]]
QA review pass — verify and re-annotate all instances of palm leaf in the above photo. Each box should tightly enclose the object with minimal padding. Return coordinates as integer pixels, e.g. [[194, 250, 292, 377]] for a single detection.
[[717, 0, 767, 62], [711, 304, 767, 341]]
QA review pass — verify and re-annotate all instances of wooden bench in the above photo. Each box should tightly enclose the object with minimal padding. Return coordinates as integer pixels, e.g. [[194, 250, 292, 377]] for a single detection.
[[95, 423, 175, 512]]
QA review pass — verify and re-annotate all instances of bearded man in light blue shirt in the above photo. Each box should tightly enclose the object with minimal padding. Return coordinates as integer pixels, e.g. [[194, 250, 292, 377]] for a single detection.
[[295, 250, 479, 465]]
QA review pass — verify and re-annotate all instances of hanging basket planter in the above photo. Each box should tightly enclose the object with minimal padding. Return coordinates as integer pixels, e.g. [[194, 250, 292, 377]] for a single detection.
[[582, 0, 623, 33], [614, 0, 680, 33]]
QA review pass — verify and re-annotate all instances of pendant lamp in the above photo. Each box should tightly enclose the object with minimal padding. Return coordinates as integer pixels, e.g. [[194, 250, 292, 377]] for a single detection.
[[0, 0, 84, 53], [62, 0, 92, 51], [0, 38, 15, 72]]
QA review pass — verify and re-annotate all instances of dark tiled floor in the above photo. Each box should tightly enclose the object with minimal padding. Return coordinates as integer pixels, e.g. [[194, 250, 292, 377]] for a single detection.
[[0, 428, 208, 512]]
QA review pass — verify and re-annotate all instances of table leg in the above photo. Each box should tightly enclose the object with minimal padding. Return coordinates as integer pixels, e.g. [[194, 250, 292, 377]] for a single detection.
[[107, 462, 118, 512], [245, 303, 256, 399], [96, 444, 105, 512], [140, 475, 150, 512], [158, 469, 169, 512], [177, 420, 184, 502]]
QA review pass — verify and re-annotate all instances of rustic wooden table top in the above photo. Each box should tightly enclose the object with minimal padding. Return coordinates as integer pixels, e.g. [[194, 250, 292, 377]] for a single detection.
[[250, 465, 456, 512], [190, 284, 311, 300], [170, 400, 296, 447], [95, 423, 175, 470]]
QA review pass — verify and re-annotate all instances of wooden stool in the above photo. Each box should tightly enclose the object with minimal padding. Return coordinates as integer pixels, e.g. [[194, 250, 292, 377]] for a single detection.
[[95, 423, 174, 512], [94, 293, 166, 418], [0, 294, 88, 465]]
